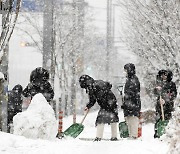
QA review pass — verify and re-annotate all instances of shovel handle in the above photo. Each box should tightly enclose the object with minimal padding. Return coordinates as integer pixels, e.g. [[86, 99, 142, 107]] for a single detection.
[[160, 95, 165, 121], [80, 110, 89, 124]]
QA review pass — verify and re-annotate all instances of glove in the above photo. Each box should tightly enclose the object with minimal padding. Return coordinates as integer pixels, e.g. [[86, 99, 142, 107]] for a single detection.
[[160, 98, 165, 105], [121, 105, 125, 109], [27, 83, 33, 89]]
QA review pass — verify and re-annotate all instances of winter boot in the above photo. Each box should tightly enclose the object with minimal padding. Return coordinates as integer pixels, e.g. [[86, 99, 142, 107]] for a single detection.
[[94, 137, 101, 141], [110, 137, 118, 141]]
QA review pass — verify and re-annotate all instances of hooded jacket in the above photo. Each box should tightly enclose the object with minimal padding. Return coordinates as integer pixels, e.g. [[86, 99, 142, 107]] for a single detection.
[[154, 70, 177, 120], [8, 84, 23, 109], [23, 67, 54, 102], [79, 75, 119, 125], [30, 67, 49, 85], [122, 63, 141, 117], [7, 84, 23, 132]]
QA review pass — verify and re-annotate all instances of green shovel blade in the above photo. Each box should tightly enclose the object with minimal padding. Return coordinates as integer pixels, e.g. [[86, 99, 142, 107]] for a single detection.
[[119, 121, 129, 138], [64, 123, 84, 138], [156, 120, 169, 137]]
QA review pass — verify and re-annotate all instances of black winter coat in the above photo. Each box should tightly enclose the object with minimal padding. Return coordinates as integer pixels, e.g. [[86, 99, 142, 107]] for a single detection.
[[23, 81, 54, 102], [154, 71, 177, 120], [7, 84, 23, 132], [23, 67, 54, 102], [122, 75, 141, 117], [79, 75, 119, 126]]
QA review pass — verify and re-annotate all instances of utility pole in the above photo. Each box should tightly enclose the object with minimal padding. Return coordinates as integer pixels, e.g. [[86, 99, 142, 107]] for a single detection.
[[106, 0, 113, 80], [43, 0, 55, 87]]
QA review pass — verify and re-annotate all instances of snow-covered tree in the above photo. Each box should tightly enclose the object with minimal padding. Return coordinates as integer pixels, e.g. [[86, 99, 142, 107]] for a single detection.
[[163, 105, 180, 154], [16, 1, 107, 115], [117, 0, 180, 106], [0, 0, 21, 59]]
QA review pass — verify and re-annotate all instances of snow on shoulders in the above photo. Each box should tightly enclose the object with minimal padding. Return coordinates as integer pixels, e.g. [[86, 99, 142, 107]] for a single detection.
[[13, 93, 58, 140]]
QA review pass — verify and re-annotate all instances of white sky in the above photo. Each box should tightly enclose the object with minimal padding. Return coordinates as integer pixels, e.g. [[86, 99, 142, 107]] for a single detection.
[[8, 0, 136, 90]]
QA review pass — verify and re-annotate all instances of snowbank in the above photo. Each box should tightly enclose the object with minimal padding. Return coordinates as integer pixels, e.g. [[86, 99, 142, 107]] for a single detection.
[[0, 115, 169, 154], [13, 93, 58, 140]]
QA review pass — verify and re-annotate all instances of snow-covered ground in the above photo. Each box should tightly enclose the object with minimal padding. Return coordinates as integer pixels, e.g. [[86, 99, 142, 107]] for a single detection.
[[1, 1, 171, 153], [0, 109, 169, 154]]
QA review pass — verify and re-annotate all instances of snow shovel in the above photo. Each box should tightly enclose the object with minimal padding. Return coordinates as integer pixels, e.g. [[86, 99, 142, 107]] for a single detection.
[[155, 96, 169, 138], [119, 121, 129, 138], [63, 110, 89, 138]]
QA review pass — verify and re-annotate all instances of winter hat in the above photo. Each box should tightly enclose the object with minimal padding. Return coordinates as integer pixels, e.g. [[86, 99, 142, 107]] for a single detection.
[[35, 67, 49, 81], [79, 75, 94, 88], [124, 63, 136, 77], [167, 70, 173, 82], [30, 67, 49, 84]]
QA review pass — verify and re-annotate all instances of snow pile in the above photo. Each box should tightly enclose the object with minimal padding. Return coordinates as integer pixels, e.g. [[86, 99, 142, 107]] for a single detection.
[[163, 107, 180, 154], [13, 93, 58, 140], [0, 114, 169, 154]]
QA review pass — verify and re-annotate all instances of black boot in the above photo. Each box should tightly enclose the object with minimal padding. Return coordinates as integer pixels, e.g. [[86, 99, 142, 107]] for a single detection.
[[94, 137, 101, 141], [110, 137, 118, 141], [154, 133, 160, 138], [154, 128, 160, 138]]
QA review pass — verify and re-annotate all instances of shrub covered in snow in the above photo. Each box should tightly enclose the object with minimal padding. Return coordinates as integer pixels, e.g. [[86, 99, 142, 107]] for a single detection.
[[163, 106, 180, 154], [13, 93, 58, 140]]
